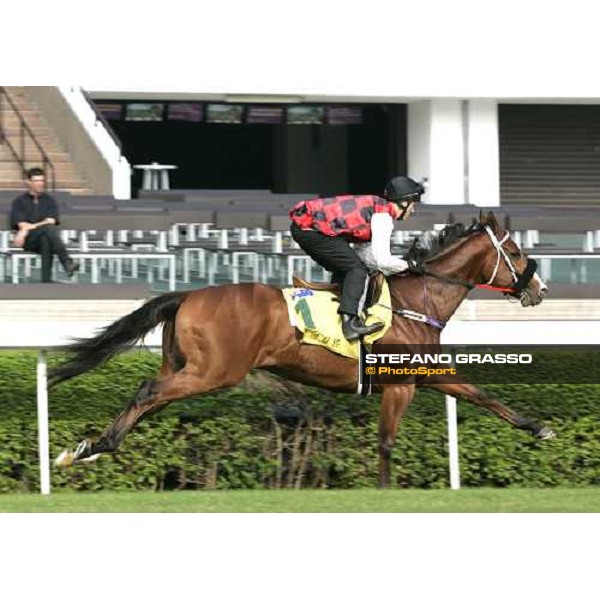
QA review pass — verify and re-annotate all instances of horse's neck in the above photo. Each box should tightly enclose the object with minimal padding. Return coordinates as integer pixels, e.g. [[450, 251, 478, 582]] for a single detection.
[[390, 273, 470, 325], [391, 241, 484, 323], [426, 274, 472, 324]]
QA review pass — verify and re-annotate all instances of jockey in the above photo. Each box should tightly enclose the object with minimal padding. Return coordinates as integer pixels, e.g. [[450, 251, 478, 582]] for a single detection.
[[289, 176, 425, 341]]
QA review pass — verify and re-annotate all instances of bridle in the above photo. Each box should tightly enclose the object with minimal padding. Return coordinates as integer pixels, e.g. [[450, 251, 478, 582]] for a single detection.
[[479, 225, 538, 296], [381, 223, 541, 331], [420, 225, 538, 298]]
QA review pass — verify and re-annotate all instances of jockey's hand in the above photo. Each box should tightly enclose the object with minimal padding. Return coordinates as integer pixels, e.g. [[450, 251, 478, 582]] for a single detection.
[[406, 259, 425, 274], [14, 231, 27, 248]]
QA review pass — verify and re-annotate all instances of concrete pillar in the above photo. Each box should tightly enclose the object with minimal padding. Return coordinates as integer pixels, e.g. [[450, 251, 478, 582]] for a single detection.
[[467, 99, 500, 207], [408, 100, 465, 205]]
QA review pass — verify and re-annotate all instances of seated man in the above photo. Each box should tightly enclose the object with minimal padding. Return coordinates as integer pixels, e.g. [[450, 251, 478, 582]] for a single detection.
[[289, 175, 425, 341], [10, 167, 79, 283]]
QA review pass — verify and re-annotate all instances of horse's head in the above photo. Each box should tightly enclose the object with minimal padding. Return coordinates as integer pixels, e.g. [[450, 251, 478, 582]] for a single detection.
[[475, 211, 547, 306], [405, 211, 548, 307]]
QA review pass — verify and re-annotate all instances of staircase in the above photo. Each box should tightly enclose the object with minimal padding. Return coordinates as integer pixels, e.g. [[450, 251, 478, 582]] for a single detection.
[[0, 86, 92, 194]]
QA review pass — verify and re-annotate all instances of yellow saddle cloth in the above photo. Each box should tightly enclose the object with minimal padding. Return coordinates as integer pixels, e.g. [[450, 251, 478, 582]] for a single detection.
[[281, 280, 392, 360]]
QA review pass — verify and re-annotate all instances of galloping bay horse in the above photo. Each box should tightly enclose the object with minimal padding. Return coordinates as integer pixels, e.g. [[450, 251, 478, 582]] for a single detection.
[[52, 212, 554, 487]]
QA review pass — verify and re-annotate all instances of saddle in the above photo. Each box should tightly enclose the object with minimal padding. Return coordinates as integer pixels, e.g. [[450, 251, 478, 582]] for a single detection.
[[292, 271, 386, 311]]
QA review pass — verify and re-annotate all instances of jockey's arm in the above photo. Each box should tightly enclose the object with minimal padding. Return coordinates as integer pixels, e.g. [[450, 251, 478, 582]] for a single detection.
[[355, 213, 410, 275]]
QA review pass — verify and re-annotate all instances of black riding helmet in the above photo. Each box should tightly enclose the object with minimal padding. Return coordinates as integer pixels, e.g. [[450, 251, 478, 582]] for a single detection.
[[383, 176, 425, 204]]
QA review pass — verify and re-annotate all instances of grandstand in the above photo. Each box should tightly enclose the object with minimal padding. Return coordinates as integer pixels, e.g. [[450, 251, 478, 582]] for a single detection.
[[1, 85, 599, 320]]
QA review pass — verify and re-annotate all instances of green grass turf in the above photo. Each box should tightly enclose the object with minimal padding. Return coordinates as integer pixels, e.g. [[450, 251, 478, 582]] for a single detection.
[[0, 487, 599, 512]]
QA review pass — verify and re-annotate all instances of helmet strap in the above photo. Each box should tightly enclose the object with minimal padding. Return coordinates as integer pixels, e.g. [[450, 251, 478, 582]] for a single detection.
[[396, 196, 418, 219]]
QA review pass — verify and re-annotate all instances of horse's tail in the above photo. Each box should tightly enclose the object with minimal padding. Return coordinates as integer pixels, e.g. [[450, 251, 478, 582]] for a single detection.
[[49, 291, 188, 388]]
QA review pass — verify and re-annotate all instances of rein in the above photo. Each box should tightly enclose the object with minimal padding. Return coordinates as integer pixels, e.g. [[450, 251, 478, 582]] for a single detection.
[[420, 270, 516, 294]]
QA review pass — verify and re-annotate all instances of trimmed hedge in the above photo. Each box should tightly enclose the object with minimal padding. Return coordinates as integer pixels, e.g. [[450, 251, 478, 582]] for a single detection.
[[0, 350, 599, 492]]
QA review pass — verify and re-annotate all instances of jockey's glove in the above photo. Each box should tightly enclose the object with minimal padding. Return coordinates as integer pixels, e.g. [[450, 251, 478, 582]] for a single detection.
[[406, 259, 425, 274]]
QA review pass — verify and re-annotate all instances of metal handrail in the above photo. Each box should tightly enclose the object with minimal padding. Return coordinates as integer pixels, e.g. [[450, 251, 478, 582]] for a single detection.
[[80, 87, 124, 160], [0, 87, 56, 190]]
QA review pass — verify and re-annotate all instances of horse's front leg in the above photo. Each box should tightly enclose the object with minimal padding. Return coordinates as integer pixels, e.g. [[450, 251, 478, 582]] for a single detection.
[[424, 381, 555, 440], [378, 384, 416, 488]]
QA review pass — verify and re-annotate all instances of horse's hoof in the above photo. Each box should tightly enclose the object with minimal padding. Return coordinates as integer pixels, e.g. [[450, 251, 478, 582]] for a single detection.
[[54, 449, 75, 468], [54, 440, 97, 468], [536, 426, 556, 440]]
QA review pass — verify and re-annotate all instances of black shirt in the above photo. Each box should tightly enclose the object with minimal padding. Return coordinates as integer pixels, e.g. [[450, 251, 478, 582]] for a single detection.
[[10, 192, 60, 231]]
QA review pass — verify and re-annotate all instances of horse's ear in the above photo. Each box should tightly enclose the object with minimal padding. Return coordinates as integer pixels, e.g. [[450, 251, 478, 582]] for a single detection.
[[478, 210, 486, 225], [487, 211, 499, 232]]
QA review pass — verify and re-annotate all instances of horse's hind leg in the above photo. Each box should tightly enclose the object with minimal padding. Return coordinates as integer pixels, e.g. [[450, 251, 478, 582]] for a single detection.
[[424, 381, 555, 439], [55, 369, 226, 467]]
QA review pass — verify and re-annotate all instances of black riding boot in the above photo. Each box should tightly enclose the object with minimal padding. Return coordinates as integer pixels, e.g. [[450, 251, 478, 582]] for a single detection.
[[63, 258, 80, 277], [341, 313, 384, 342]]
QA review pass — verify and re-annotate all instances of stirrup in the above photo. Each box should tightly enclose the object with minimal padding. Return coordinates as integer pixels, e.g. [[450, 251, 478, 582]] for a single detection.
[[342, 314, 384, 341]]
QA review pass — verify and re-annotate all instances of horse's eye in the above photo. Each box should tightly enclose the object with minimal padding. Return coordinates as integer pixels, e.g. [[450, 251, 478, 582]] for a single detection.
[[510, 251, 521, 258]]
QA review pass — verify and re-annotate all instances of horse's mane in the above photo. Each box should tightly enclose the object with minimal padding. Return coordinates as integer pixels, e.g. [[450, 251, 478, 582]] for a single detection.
[[405, 220, 484, 264]]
